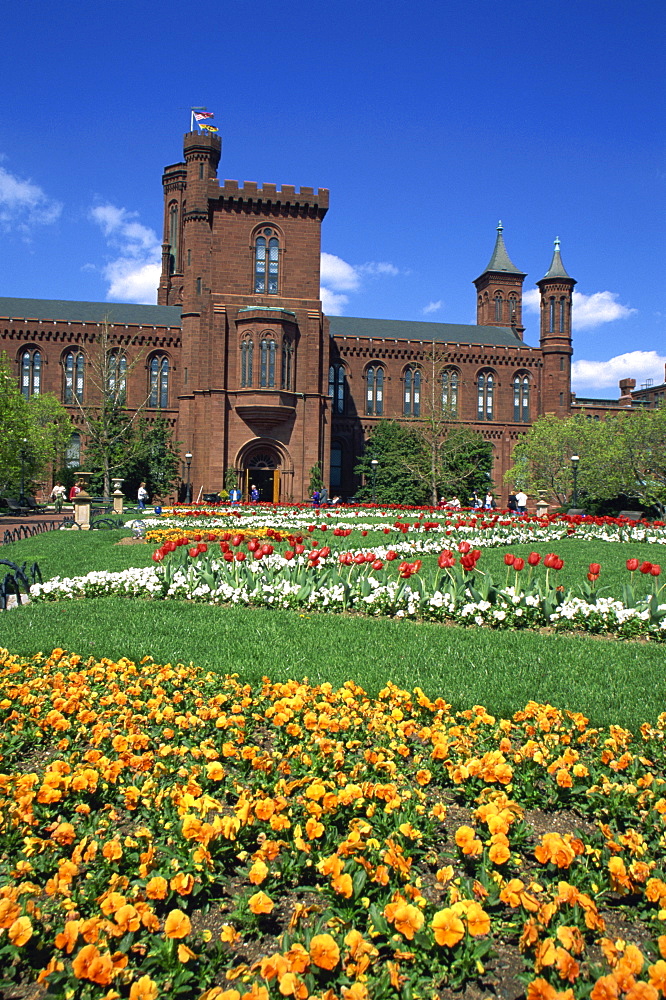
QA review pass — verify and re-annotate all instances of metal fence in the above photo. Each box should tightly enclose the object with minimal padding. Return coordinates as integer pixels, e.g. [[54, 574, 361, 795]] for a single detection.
[[0, 559, 42, 609], [1, 517, 74, 547]]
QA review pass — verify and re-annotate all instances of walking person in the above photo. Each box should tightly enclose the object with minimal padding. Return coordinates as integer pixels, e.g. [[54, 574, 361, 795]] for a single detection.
[[51, 482, 66, 513], [138, 482, 149, 511]]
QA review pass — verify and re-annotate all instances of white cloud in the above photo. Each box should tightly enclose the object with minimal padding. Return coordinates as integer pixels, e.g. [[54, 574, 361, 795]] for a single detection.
[[89, 202, 161, 303], [523, 287, 635, 330], [422, 300, 443, 315], [0, 163, 62, 231], [320, 252, 401, 314], [572, 351, 666, 392]]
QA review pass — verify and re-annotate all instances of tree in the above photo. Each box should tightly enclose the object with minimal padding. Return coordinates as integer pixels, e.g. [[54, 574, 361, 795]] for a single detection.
[[120, 413, 181, 502], [308, 463, 324, 496], [354, 421, 430, 505], [0, 352, 72, 495], [505, 409, 666, 513], [64, 321, 149, 497]]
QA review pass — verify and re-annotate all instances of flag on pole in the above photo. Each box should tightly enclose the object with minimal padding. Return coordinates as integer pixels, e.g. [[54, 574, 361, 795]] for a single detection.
[[194, 111, 215, 121], [200, 124, 219, 132]]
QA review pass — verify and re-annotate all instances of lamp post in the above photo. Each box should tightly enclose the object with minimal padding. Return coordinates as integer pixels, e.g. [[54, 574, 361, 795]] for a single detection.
[[370, 458, 379, 504], [571, 454, 580, 509], [185, 452, 193, 504], [19, 438, 28, 504]]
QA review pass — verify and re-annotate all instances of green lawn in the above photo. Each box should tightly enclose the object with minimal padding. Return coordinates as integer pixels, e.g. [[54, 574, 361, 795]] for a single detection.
[[1, 527, 665, 731]]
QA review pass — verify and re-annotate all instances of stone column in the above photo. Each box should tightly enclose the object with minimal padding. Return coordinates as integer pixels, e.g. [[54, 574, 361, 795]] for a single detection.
[[73, 472, 92, 530], [112, 479, 124, 516]]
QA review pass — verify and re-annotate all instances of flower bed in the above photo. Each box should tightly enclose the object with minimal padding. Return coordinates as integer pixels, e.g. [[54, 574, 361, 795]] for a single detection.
[[30, 534, 666, 642], [1, 648, 665, 999]]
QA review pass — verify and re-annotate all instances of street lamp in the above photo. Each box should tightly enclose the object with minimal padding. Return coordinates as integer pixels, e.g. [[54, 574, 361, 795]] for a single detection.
[[570, 454, 580, 509], [185, 452, 193, 504], [19, 438, 28, 504], [370, 459, 379, 504]]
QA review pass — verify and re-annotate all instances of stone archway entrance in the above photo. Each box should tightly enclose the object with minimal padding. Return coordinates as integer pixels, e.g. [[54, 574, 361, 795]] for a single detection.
[[243, 449, 280, 503]]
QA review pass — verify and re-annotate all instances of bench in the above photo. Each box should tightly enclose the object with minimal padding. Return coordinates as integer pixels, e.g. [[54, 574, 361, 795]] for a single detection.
[[618, 510, 643, 521]]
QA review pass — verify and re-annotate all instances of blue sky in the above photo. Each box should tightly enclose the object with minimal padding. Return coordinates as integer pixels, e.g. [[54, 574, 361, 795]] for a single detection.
[[1, 0, 663, 396]]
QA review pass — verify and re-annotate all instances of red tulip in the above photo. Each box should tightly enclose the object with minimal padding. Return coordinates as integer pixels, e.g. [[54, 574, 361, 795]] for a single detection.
[[235, 552, 246, 562], [188, 547, 198, 558], [626, 558, 639, 571], [513, 557, 525, 571], [640, 562, 653, 574], [320, 546, 331, 557], [198, 543, 207, 553], [372, 560, 384, 570], [650, 564, 661, 576], [207, 533, 216, 541], [231, 534, 243, 547], [223, 551, 233, 562], [438, 550, 456, 568], [528, 552, 541, 566], [386, 550, 398, 561], [284, 550, 294, 560], [220, 541, 230, 553], [194, 534, 202, 542], [295, 544, 305, 555], [587, 572, 599, 582], [504, 553, 515, 565], [544, 553, 558, 568], [458, 541, 471, 554], [589, 563, 601, 575], [152, 550, 164, 562]]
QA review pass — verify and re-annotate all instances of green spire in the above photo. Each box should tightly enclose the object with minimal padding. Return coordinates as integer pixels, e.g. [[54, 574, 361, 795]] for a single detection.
[[542, 237, 573, 280], [483, 221, 524, 275]]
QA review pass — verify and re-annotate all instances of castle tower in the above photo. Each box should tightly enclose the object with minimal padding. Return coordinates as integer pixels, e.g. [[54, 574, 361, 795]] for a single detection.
[[537, 238, 576, 415], [474, 222, 526, 338]]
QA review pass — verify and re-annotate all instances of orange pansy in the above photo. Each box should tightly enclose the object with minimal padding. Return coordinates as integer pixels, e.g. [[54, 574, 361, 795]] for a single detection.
[[309, 933, 341, 970], [432, 908, 465, 948], [248, 892, 274, 915], [164, 909, 192, 939]]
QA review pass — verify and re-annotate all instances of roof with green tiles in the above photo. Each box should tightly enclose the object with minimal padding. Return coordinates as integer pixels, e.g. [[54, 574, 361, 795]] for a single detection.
[[0, 297, 182, 327], [328, 315, 530, 348]]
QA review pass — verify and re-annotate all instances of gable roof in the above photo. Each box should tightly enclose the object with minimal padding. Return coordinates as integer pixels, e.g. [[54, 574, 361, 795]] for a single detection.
[[328, 315, 529, 348], [0, 297, 182, 328]]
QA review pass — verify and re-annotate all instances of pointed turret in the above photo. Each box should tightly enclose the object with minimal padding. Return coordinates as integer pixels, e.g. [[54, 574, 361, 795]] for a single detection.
[[473, 222, 526, 337], [537, 238, 576, 416]]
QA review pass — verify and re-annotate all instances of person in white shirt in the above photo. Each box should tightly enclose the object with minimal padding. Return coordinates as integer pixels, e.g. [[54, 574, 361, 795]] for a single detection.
[[515, 490, 528, 513]]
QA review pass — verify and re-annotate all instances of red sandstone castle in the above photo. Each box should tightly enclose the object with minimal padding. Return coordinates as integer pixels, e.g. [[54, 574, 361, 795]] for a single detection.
[[2, 130, 643, 502]]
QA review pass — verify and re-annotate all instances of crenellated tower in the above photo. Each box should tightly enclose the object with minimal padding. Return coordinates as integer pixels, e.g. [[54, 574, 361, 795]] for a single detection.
[[473, 222, 526, 339], [537, 238, 575, 415]]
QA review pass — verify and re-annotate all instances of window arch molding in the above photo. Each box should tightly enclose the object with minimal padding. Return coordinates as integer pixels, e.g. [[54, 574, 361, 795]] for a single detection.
[[328, 361, 347, 414], [402, 364, 421, 417], [494, 292, 504, 322], [476, 368, 497, 421], [251, 224, 284, 295], [364, 363, 385, 416], [148, 352, 170, 408], [62, 348, 85, 404], [259, 333, 277, 387], [240, 334, 254, 387], [281, 335, 294, 391]]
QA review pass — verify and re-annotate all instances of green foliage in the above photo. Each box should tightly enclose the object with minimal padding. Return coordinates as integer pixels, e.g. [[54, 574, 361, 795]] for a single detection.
[[506, 408, 666, 513], [354, 419, 492, 505], [0, 351, 72, 495], [123, 413, 181, 501], [224, 466, 238, 492], [308, 462, 324, 494]]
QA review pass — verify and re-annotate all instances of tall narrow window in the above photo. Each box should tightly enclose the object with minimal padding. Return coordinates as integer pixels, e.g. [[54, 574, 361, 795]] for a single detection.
[[559, 297, 566, 333], [107, 353, 127, 402], [149, 355, 169, 408], [281, 339, 294, 390], [20, 350, 41, 399], [508, 294, 517, 323], [513, 374, 530, 422], [365, 366, 384, 416], [328, 363, 346, 414], [64, 350, 84, 404], [65, 432, 81, 468], [241, 339, 254, 387], [441, 368, 459, 416], [260, 338, 276, 387], [494, 293, 503, 322], [549, 297, 555, 332], [169, 203, 179, 272], [477, 371, 494, 421], [403, 366, 421, 416], [330, 443, 342, 488], [254, 230, 280, 294]]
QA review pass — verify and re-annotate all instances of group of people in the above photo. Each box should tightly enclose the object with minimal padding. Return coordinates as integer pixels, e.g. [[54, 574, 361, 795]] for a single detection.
[[438, 490, 528, 512]]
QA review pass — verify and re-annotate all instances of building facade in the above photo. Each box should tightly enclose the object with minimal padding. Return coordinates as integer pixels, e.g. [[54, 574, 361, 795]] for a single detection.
[[1, 129, 630, 503]]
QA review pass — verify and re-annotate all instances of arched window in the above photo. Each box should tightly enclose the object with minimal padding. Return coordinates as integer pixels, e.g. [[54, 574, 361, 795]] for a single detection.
[[63, 350, 84, 404], [403, 366, 421, 416], [169, 203, 179, 272], [494, 293, 503, 322], [149, 355, 169, 408], [328, 362, 346, 414], [477, 371, 495, 421], [365, 365, 384, 416], [241, 338, 254, 387], [442, 368, 459, 416], [559, 297, 566, 333], [254, 230, 280, 294], [281, 339, 294, 391], [549, 297, 556, 332], [20, 349, 41, 399], [260, 337, 276, 387], [513, 374, 530, 422], [106, 352, 127, 401]]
